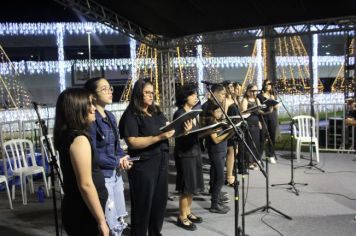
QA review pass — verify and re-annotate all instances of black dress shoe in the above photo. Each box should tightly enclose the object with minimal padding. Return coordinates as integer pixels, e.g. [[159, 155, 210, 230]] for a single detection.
[[187, 213, 203, 223], [177, 217, 197, 231], [210, 203, 230, 214]]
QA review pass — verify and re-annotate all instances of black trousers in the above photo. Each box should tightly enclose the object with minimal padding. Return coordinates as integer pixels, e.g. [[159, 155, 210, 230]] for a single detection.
[[261, 113, 278, 157], [128, 152, 168, 236], [209, 151, 226, 204], [246, 124, 262, 163]]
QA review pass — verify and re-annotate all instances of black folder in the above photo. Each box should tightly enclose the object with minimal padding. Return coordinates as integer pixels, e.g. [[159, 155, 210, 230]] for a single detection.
[[175, 121, 228, 138], [160, 109, 202, 133], [263, 99, 279, 107]]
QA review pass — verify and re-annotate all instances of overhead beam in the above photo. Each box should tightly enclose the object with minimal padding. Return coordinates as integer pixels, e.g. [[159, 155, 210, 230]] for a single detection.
[[163, 15, 356, 48], [53, 0, 163, 48]]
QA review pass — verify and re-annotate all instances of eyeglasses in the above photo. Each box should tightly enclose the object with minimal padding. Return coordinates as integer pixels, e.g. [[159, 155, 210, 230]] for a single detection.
[[97, 86, 114, 94], [249, 90, 258, 93], [267, 83, 272, 85], [143, 91, 155, 96]]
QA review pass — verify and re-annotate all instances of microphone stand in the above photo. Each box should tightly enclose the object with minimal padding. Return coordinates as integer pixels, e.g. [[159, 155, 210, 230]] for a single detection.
[[33, 102, 62, 236], [294, 97, 325, 173], [243, 110, 291, 220], [270, 92, 308, 195], [206, 84, 266, 236]]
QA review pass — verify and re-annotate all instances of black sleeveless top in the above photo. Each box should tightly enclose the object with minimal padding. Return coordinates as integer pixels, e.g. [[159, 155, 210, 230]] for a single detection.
[[58, 130, 108, 210], [246, 100, 260, 126]]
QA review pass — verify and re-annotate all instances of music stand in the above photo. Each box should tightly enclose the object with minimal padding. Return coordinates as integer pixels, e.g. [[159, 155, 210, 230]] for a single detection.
[[243, 114, 292, 220], [270, 93, 308, 196]]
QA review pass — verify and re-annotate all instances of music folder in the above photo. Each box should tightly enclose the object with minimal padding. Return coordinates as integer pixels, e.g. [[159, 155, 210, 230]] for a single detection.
[[159, 109, 202, 133], [217, 121, 243, 137], [175, 121, 228, 138], [263, 99, 279, 107]]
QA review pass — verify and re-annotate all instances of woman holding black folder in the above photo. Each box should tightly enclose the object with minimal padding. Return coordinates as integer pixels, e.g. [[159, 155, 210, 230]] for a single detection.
[[241, 84, 263, 170], [118, 79, 175, 236], [257, 79, 279, 164], [174, 84, 204, 231]]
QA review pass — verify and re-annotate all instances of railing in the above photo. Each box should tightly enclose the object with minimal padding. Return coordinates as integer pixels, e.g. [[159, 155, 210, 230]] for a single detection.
[[1, 96, 354, 153]]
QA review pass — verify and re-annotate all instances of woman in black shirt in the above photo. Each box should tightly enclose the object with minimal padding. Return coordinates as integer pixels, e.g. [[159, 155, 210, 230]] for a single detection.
[[206, 102, 234, 214], [257, 79, 279, 164], [241, 84, 263, 170], [174, 84, 204, 231], [53, 88, 109, 236], [119, 79, 175, 236]]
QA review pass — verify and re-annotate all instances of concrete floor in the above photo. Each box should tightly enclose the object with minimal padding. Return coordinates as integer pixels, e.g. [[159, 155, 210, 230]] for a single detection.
[[0, 151, 356, 236]]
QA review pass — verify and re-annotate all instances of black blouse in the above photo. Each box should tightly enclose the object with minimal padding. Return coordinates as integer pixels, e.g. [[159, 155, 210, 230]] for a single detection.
[[119, 107, 169, 158], [174, 108, 201, 158]]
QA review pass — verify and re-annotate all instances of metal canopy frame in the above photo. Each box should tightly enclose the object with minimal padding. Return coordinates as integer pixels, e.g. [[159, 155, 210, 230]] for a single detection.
[[165, 16, 356, 48], [53, 0, 163, 48], [53, 0, 356, 48]]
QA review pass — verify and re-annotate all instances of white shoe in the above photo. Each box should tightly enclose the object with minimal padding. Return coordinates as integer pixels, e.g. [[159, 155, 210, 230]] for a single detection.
[[268, 157, 277, 164]]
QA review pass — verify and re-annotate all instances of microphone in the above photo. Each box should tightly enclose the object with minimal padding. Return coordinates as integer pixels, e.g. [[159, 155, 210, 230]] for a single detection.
[[201, 80, 223, 86]]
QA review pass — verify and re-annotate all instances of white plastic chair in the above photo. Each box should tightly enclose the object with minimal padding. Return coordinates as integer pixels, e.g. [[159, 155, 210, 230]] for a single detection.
[[0, 175, 13, 209], [3, 139, 49, 205], [292, 115, 320, 163], [40, 135, 63, 194]]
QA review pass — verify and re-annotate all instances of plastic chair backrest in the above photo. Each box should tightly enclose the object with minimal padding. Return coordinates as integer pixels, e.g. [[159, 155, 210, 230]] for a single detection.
[[292, 115, 316, 139], [3, 139, 37, 171]]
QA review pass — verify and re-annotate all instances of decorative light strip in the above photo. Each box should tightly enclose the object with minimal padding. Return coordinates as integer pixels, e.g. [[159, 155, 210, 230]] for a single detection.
[[312, 34, 318, 93], [0, 22, 119, 35], [196, 44, 204, 95], [129, 38, 137, 83], [57, 23, 65, 91], [256, 39, 263, 89], [0, 56, 351, 75]]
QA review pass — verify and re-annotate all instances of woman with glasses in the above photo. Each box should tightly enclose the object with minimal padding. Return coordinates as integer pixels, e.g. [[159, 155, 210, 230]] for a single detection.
[[54, 88, 109, 236], [257, 79, 279, 164], [119, 79, 175, 236], [241, 84, 262, 170], [84, 77, 132, 236]]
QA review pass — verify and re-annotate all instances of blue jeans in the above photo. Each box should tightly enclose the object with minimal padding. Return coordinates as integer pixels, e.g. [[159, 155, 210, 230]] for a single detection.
[[105, 171, 128, 236]]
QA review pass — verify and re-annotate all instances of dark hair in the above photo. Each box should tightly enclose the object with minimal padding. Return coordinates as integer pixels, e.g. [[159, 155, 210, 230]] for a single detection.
[[211, 84, 224, 93], [175, 84, 197, 108], [243, 84, 257, 98], [221, 80, 232, 88], [83, 77, 105, 94], [206, 101, 221, 125], [233, 82, 241, 89], [53, 88, 92, 150], [128, 79, 159, 115], [261, 79, 276, 95]]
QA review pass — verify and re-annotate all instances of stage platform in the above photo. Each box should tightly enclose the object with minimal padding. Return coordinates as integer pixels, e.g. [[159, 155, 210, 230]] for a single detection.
[[0, 151, 355, 236]]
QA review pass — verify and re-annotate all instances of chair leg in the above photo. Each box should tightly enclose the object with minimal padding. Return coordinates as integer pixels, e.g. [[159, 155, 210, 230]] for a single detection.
[[296, 140, 301, 162], [20, 175, 27, 205], [315, 141, 320, 163], [12, 184, 15, 200], [4, 180, 13, 209], [29, 176, 34, 194], [42, 170, 49, 197], [47, 176, 52, 192]]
